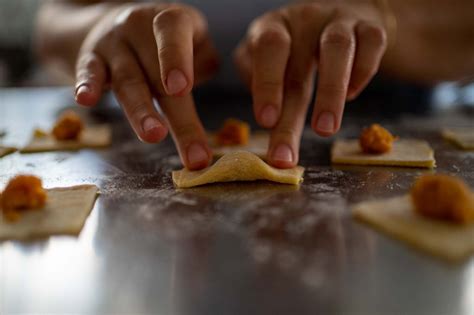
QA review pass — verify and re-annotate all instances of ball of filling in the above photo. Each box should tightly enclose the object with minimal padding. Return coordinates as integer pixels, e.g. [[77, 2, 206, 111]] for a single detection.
[[359, 124, 396, 154], [215, 118, 250, 146], [1, 175, 47, 221], [411, 174, 474, 224], [52, 111, 84, 140]]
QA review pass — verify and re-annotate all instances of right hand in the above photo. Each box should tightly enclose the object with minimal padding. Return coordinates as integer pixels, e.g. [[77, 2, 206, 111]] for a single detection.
[[234, 2, 388, 168], [74, 3, 219, 170]]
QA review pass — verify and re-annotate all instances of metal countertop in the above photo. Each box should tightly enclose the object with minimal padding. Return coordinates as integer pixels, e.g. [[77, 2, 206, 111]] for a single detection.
[[0, 88, 473, 315]]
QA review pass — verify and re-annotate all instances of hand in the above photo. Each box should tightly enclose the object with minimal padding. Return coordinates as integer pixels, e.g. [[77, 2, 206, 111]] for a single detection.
[[74, 3, 219, 170], [235, 1, 388, 168]]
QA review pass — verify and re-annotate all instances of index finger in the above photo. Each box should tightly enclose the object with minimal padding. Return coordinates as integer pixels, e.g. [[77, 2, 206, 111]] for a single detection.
[[248, 14, 291, 129], [311, 20, 356, 137], [158, 93, 212, 170], [153, 6, 207, 96]]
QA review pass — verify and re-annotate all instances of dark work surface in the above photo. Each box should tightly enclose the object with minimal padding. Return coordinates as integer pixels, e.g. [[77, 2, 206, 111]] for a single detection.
[[0, 87, 473, 315]]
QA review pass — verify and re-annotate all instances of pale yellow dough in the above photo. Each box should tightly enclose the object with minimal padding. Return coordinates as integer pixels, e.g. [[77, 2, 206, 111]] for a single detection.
[[209, 132, 269, 158], [353, 195, 474, 262], [172, 151, 304, 188], [0, 184, 99, 240], [0, 146, 16, 158], [21, 125, 112, 153], [331, 139, 436, 168], [442, 128, 474, 150]]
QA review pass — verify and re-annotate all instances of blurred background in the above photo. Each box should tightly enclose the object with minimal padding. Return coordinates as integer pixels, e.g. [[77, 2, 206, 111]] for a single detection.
[[0, 0, 44, 87], [0, 0, 473, 116]]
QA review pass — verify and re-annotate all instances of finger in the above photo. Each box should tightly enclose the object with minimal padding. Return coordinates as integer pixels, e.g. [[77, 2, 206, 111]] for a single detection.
[[249, 16, 291, 128], [115, 5, 166, 96], [347, 21, 387, 100], [75, 51, 107, 107], [267, 85, 313, 169], [311, 20, 356, 137], [127, 33, 218, 95], [233, 40, 252, 88], [107, 43, 168, 143], [158, 94, 211, 170], [153, 7, 207, 96], [193, 36, 220, 85], [268, 22, 318, 168]]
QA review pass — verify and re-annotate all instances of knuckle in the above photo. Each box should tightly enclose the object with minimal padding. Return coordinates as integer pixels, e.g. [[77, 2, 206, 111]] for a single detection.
[[76, 68, 98, 84], [172, 123, 201, 142], [359, 22, 387, 48], [76, 53, 105, 84], [126, 102, 150, 122], [124, 8, 144, 24], [154, 7, 188, 28], [157, 42, 181, 59], [253, 28, 291, 50], [112, 75, 144, 96], [332, 7, 348, 19], [274, 125, 298, 142], [318, 82, 347, 97], [78, 53, 100, 70], [254, 79, 283, 92], [285, 77, 311, 95], [290, 3, 321, 20], [322, 26, 354, 49], [116, 6, 148, 29]]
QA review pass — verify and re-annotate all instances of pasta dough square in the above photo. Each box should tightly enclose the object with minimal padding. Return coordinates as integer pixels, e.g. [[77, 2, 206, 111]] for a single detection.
[[209, 132, 269, 158], [331, 139, 435, 168], [20, 125, 112, 153], [0, 146, 16, 158], [353, 195, 474, 262], [0, 184, 99, 240], [172, 151, 304, 188], [442, 128, 474, 150]]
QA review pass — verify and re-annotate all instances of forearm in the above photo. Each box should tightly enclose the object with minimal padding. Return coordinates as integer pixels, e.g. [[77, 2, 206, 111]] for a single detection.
[[381, 0, 474, 83], [35, 0, 123, 77]]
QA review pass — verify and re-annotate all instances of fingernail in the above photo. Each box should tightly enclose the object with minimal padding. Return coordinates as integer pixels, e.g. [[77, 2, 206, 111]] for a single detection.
[[166, 69, 188, 95], [260, 105, 278, 128], [76, 85, 91, 96], [316, 111, 335, 134], [142, 116, 162, 133], [187, 142, 209, 167], [272, 144, 293, 163]]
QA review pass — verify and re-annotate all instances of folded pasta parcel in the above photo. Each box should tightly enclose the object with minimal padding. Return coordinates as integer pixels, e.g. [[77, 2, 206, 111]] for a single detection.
[[172, 151, 304, 188]]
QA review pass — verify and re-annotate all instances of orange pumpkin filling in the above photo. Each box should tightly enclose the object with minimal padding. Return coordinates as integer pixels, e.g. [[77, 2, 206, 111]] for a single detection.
[[52, 111, 84, 141], [411, 174, 474, 224], [1, 175, 47, 222], [359, 123, 396, 154], [215, 118, 250, 146]]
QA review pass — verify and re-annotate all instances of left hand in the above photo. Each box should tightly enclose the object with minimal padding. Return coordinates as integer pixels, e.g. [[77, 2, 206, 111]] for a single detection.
[[234, 1, 388, 168]]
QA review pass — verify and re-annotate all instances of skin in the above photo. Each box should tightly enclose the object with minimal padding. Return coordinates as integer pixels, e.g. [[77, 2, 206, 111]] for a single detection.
[[36, 0, 474, 169], [234, 2, 388, 167], [38, 1, 219, 170]]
